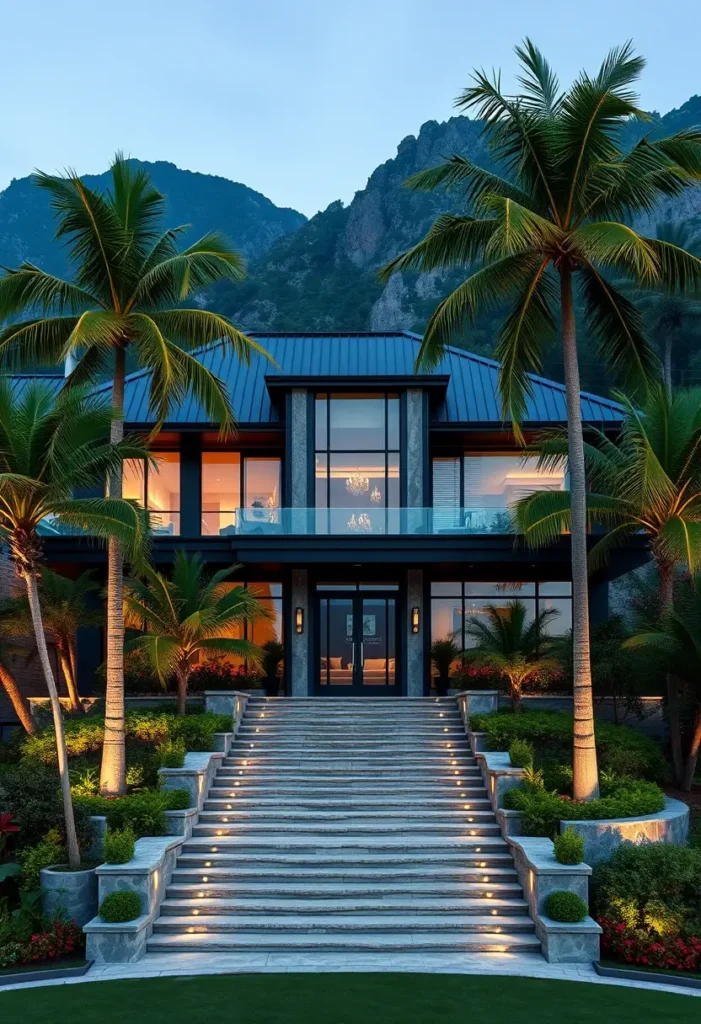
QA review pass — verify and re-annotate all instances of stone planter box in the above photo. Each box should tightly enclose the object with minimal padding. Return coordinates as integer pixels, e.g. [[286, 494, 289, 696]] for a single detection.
[[40, 864, 98, 928], [475, 751, 525, 811], [204, 690, 250, 734], [455, 690, 499, 729], [159, 750, 225, 811], [560, 796, 690, 865], [496, 807, 524, 837], [164, 806, 199, 838], [508, 836, 601, 964], [84, 835, 184, 963]]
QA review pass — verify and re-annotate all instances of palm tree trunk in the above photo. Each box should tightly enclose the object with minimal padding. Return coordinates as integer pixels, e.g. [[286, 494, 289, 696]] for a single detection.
[[560, 267, 599, 801], [100, 346, 127, 796], [681, 706, 701, 792], [0, 656, 35, 734], [510, 676, 522, 713], [659, 561, 683, 786], [57, 639, 81, 713], [176, 667, 189, 717], [22, 571, 80, 868]]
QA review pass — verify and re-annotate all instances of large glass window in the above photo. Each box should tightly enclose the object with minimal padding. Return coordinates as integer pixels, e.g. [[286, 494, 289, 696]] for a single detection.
[[430, 581, 571, 673], [315, 393, 400, 533], [432, 454, 566, 533], [197, 582, 283, 671], [201, 454, 280, 535], [123, 453, 180, 535]]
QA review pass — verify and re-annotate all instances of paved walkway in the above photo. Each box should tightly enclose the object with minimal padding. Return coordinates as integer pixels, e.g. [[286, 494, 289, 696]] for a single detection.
[[1, 951, 700, 997]]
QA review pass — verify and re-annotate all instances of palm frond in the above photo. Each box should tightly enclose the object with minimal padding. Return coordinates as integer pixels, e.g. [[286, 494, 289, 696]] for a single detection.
[[571, 222, 659, 281], [128, 232, 246, 308], [514, 38, 563, 113], [0, 265, 100, 319], [378, 216, 496, 282], [0, 316, 79, 369], [404, 156, 534, 209]]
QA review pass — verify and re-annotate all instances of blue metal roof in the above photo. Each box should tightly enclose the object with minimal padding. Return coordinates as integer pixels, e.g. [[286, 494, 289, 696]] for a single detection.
[[7, 334, 626, 426]]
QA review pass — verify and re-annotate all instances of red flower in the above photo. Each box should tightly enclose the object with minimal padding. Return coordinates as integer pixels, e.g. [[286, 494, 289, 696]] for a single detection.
[[0, 812, 19, 835]]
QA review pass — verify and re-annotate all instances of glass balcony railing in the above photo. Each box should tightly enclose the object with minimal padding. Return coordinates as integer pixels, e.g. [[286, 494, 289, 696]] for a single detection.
[[210, 507, 515, 536]]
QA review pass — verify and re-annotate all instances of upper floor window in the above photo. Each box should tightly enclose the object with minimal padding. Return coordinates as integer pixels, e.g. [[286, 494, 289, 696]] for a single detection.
[[432, 454, 566, 532], [201, 452, 280, 535], [315, 394, 400, 529], [123, 453, 180, 535]]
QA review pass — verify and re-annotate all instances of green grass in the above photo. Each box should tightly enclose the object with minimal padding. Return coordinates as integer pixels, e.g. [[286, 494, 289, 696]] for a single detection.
[[1, 973, 697, 1022]]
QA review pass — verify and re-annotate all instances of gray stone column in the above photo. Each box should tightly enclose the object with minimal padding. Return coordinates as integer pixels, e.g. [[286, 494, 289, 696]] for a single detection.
[[290, 568, 310, 696], [290, 389, 309, 509], [406, 389, 425, 510], [406, 568, 424, 696]]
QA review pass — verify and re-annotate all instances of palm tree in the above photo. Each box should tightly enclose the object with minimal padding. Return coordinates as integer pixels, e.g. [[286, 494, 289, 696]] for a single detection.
[[0, 379, 149, 868], [0, 641, 34, 734], [634, 222, 701, 393], [462, 600, 560, 711], [124, 552, 263, 715], [625, 575, 701, 790], [1, 568, 101, 713], [0, 155, 272, 796], [513, 385, 701, 782], [380, 41, 701, 799]]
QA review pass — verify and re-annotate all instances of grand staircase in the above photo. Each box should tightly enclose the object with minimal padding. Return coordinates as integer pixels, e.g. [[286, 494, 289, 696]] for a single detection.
[[148, 697, 539, 955]]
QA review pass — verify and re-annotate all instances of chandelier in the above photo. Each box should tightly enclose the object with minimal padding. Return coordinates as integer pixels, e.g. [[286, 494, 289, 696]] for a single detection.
[[345, 471, 369, 496], [347, 513, 372, 533], [370, 486, 382, 504]]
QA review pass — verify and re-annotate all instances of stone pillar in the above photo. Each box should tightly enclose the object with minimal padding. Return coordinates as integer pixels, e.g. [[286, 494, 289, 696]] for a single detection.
[[290, 568, 310, 696], [405, 389, 425, 510], [289, 389, 309, 508], [406, 568, 424, 696]]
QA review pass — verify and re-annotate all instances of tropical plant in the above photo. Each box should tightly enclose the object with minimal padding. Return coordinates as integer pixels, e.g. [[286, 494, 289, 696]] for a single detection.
[[260, 640, 285, 680], [462, 600, 560, 710], [124, 552, 264, 715], [0, 568, 101, 713], [380, 41, 701, 797], [0, 154, 272, 796], [514, 385, 701, 782], [625, 574, 701, 789], [429, 637, 461, 695], [0, 641, 34, 734], [0, 380, 149, 867]]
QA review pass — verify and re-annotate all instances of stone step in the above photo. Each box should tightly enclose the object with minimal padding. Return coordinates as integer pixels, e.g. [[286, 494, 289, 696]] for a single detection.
[[218, 764, 481, 774], [174, 855, 514, 873], [192, 822, 500, 838], [209, 784, 488, 797], [223, 752, 475, 761], [159, 897, 529, 916], [147, 932, 541, 954], [203, 797, 492, 810], [181, 836, 508, 853], [152, 913, 534, 934], [166, 880, 522, 897], [197, 808, 495, 822]]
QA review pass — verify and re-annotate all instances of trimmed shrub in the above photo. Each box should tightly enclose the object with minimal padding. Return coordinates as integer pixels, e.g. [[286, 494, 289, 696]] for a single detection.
[[509, 738, 534, 768], [157, 738, 186, 769], [18, 838, 64, 890], [0, 762, 94, 850], [76, 788, 191, 838], [545, 890, 588, 923], [553, 827, 585, 865], [103, 827, 136, 865], [469, 709, 669, 782], [592, 842, 701, 936], [503, 779, 666, 838], [99, 890, 142, 923]]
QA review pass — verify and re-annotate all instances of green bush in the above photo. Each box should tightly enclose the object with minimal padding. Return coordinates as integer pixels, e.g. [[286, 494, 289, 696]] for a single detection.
[[592, 842, 701, 936], [545, 890, 588, 923], [0, 762, 94, 850], [103, 827, 136, 865], [469, 709, 669, 782], [99, 890, 142, 923], [75, 788, 191, 838], [503, 779, 666, 838], [157, 738, 186, 769], [509, 738, 534, 768], [18, 839, 64, 890], [553, 827, 585, 865]]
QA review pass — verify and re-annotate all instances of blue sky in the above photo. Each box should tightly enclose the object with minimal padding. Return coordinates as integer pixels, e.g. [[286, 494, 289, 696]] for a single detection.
[[3, 0, 700, 217]]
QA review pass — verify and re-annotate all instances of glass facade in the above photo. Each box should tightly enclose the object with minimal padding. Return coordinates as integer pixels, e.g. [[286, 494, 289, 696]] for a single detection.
[[123, 453, 180, 535], [201, 453, 280, 535], [432, 454, 566, 532], [315, 393, 400, 533], [197, 582, 283, 670], [430, 581, 572, 670]]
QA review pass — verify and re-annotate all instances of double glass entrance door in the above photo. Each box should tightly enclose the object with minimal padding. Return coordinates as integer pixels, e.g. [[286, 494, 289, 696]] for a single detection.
[[318, 592, 398, 694]]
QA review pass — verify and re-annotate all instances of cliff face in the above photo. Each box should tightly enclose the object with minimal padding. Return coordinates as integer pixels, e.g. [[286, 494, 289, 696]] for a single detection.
[[0, 159, 307, 275], [218, 100, 701, 336]]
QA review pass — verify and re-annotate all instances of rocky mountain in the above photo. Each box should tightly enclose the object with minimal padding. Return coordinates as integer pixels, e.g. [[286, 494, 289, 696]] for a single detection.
[[215, 96, 701, 357], [0, 160, 306, 275]]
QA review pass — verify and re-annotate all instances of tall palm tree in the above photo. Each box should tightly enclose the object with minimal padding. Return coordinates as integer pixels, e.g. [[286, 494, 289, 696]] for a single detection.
[[124, 552, 263, 715], [0, 155, 272, 796], [0, 640, 34, 734], [380, 41, 701, 799], [512, 385, 701, 783], [625, 575, 701, 790], [0, 379, 149, 867], [462, 600, 560, 711], [1, 568, 101, 712], [634, 222, 701, 393]]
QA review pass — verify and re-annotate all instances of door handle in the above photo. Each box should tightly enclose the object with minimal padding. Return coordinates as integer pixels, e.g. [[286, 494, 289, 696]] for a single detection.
[[360, 642, 364, 668]]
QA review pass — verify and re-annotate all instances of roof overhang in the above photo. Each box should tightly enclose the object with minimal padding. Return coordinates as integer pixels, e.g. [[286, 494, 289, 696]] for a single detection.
[[265, 374, 450, 409]]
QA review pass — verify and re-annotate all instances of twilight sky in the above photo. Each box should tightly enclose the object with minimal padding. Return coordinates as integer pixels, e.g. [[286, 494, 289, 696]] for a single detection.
[[2, 0, 700, 216]]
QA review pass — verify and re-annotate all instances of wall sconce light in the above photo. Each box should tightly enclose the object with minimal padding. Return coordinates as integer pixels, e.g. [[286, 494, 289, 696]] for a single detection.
[[295, 607, 304, 634], [411, 606, 420, 634]]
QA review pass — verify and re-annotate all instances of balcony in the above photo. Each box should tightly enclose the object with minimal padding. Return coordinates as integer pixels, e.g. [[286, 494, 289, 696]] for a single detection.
[[201, 507, 515, 536]]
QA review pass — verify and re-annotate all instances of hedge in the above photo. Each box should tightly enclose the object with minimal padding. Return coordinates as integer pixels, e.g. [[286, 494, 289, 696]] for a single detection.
[[75, 788, 191, 838], [502, 779, 666, 837]]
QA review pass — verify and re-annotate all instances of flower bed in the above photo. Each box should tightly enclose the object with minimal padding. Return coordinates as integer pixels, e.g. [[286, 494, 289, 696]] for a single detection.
[[599, 917, 701, 972], [502, 779, 666, 837], [0, 918, 84, 972]]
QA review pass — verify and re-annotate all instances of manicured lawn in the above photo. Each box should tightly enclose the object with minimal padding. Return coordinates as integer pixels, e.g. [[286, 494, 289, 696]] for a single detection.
[[2, 973, 698, 1022]]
